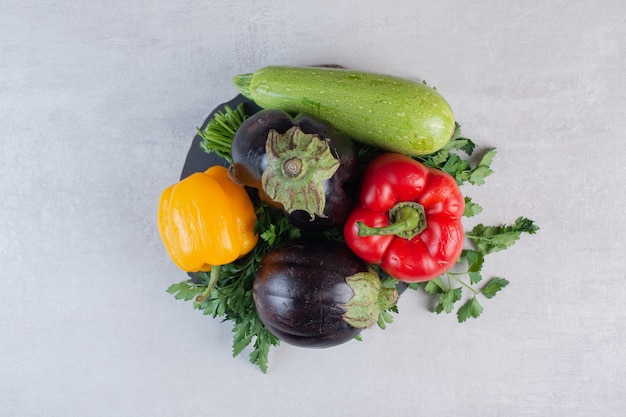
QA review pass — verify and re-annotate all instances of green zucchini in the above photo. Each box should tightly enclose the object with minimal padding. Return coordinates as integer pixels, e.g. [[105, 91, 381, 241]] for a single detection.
[[232, 66, 455, 156]]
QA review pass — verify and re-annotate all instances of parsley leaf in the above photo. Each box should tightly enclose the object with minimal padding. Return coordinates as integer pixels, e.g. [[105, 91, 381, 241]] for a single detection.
[[468, 216, 539, 255], [232, 320, 255, 358], [463, 249, 485, 284], [448, 123, 477, 154], [435, 287, 463, 314], [457, 297, 484, 322], [248, 326, 279, 374], [260, 224, 279, 246], [468, 149, 496, 186], [423, 277, 445, 295], [481, 277, 509, 299], [463, 196, 483, 217], [166, 281, 204, 301]]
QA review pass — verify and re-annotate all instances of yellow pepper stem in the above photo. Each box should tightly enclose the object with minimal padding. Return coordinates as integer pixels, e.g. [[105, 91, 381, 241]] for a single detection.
[[195, 265, 221, 304]]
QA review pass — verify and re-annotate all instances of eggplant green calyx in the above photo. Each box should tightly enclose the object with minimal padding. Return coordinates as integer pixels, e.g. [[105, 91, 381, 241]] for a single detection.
[[342, 267, 399, 328], [357, 201, 427, 240], [262, 126, 340, 220]]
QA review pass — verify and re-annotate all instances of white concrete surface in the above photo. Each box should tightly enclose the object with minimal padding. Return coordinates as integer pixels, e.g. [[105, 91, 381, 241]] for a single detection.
[[1, 1, 624, 416]]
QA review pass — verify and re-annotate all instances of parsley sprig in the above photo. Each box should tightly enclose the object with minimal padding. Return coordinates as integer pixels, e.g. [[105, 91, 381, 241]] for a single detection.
[[419, 217, 539, 322]]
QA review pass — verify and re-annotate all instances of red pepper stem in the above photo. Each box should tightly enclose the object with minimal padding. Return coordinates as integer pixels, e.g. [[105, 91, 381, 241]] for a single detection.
[[195, 264, 221, 303], [357, 201, 427, 240]]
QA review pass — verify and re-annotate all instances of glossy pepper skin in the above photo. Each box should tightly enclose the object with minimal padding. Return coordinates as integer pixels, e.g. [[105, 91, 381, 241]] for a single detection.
[[343, 153, 465, 282], [230, 109, 358, 231], [157, 165, 258, 272]]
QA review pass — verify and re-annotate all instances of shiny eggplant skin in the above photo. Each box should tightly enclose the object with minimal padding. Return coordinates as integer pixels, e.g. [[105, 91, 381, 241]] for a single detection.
[[252, 238, 367, 348]]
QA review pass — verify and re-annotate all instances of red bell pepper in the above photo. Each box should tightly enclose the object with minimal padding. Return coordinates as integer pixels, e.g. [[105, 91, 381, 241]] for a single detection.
[[343, 153, 465, 282]]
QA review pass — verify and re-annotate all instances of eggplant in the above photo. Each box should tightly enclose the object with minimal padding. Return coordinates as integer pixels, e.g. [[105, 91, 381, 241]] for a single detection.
[[252, 237, 398, 348], [230, 109, 359, 231]]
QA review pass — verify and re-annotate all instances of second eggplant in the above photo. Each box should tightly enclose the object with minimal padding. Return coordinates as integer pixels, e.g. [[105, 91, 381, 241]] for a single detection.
[[252, 237, 398, 348]]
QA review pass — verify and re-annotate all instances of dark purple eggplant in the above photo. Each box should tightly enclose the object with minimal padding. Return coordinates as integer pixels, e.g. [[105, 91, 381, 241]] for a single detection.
[[252, 237, 398, 348], [230, 109, 358, 231]]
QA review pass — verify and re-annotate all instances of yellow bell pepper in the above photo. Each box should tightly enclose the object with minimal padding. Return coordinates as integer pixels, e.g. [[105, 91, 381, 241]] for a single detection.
[[158, 165, 258, 301]]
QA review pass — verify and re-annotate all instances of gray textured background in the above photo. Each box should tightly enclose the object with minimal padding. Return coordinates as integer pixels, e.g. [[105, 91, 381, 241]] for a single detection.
[[1, 1, 625, 416]]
